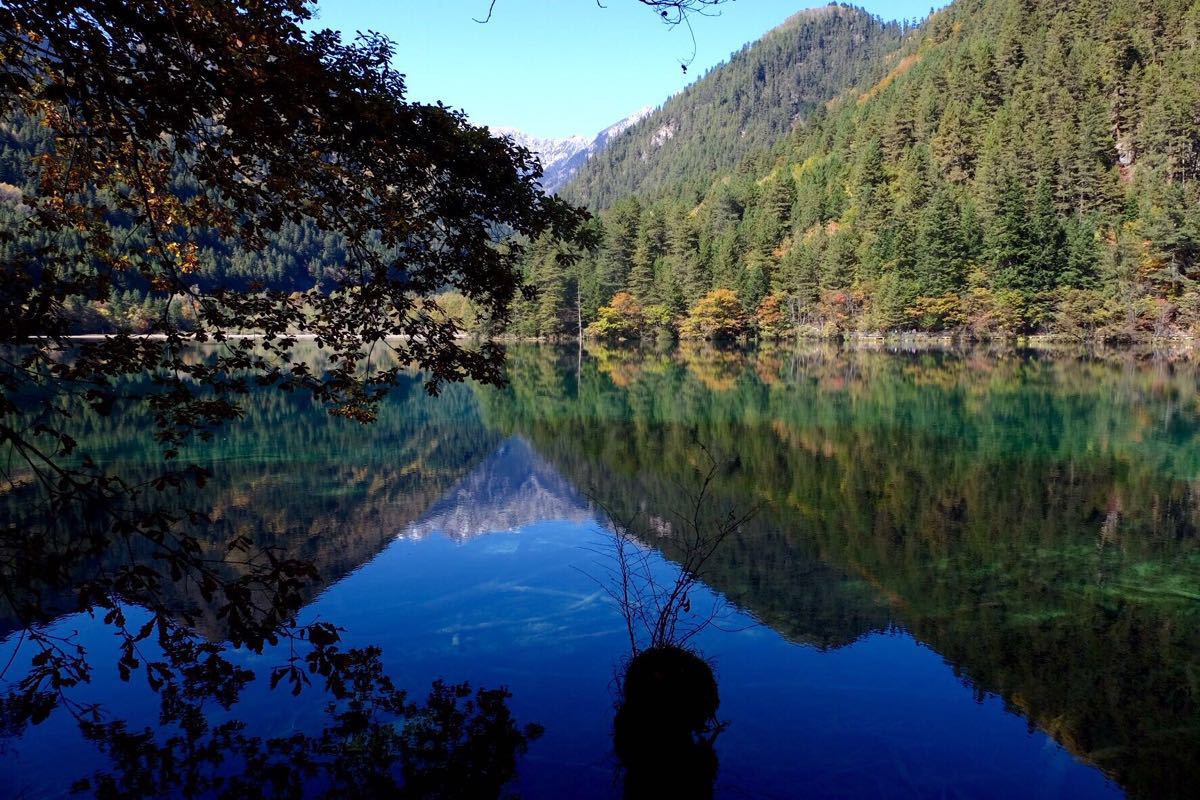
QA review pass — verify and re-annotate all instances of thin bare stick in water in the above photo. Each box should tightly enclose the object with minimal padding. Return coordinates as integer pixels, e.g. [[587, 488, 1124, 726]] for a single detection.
[[583, 444, 758, 654]]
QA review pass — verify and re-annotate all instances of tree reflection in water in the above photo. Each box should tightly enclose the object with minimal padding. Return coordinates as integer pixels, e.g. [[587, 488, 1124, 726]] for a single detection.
[[483, 344, 1200, 800], [594, 448, 750, 799], [1, 554, 542, 799], [66, 647, 539, 799], [8, 343, 1200, 798], [0, 365, 540, 798]]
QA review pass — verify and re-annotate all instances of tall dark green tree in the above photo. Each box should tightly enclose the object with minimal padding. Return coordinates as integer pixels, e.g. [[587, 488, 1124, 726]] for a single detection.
[[599, 197, 643, 304], [986, 171, 1032, 292], [753, 173, 797, 259], [1026, 176, 1067, 293], [665, 205, 706, 309], [916, 184, 968, 297], [629, 206, 667, 305]]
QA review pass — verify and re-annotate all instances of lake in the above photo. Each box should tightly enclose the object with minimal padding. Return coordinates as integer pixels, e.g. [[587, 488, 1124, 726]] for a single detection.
[[1, 344, 1198, 799]]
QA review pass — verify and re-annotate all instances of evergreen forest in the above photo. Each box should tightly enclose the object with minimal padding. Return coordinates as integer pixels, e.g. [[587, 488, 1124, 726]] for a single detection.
[[509, 0, 1200, 344], [5, 0, 1200, 344]]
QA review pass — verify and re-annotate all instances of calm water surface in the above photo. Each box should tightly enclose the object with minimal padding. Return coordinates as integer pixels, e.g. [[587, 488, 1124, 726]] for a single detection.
[[2, 345, 1198, 798]]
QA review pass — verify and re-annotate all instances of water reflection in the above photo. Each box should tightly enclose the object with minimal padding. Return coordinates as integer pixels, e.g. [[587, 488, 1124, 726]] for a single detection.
[[1, 344, 1197, 798], [0, 369, 536, 798], [67, 647, 542, 799], [588, 447, 743, 799], [614, 646, 721, 800], [481, 344, 1200, 798]]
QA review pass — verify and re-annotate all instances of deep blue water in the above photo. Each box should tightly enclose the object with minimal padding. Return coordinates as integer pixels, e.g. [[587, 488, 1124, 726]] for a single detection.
[[4, 519, 1121, 799], [3, 346, 1198, 798]]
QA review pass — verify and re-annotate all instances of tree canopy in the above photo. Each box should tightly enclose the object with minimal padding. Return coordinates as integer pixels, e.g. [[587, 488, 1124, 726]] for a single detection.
[[1, 0, 587, 407], [0, 0, 592, 649], [0, 1, 587, 779]]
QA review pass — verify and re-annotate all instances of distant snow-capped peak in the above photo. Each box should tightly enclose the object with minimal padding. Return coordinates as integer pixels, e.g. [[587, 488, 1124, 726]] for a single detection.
[[496, 106, 653, 194], [595, 105, 653, 146], [494, 129, 591, 166]]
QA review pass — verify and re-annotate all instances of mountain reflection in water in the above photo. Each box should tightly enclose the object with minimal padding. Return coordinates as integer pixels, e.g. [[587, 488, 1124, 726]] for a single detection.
[[2, 344, 1198, 799]]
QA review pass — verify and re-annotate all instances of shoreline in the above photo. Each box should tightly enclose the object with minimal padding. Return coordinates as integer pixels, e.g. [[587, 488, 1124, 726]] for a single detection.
[[502, 332, 1200, 350], [49, 331, 1200, 353]]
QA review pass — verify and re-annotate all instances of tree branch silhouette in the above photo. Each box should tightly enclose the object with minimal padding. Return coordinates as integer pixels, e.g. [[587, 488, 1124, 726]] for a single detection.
[[476, 0, 728, 26]]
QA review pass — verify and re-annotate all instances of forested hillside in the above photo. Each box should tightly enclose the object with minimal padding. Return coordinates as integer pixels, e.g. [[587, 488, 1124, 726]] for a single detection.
[[513, 0, 1200, 343], [562, 4, 908, 210], [10, 0, 1200, 342], [0, 115, 352, 331]]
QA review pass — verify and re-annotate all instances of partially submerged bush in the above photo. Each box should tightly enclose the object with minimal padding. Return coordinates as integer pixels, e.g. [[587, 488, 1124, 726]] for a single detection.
[[614, 645, 721, 799]]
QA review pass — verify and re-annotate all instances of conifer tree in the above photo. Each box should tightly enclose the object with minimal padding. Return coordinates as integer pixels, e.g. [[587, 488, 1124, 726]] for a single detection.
[[1027, 176, 1067, 292], [599, 197, 643, 303], [917, 184, 968, 297], [665, 205, 707, 308], [629, 206, 667, 305], [985, 170, 1031, 293]]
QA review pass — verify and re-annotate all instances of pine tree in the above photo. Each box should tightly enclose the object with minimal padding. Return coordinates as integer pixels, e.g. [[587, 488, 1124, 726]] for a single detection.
[[711, 227, 743, 291], [821, 232, 857, 290], [916, 184, 968, 297], [932, 99, 976, 184], [986, 171, 1032, 292], [629, 206, 667, 305], [739, 251, 770, 312], [1026, 176, 1066, 292], [599, 197, 642, 304], [1142, 180, 1200, 296], [665, 206, 707, 309], [754, 173, 796, 259], [1061, 216, 1100, 289]]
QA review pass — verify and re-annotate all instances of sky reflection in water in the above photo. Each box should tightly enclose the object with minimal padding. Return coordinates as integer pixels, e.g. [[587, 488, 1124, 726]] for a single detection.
[[4, 345, 1199, 798]]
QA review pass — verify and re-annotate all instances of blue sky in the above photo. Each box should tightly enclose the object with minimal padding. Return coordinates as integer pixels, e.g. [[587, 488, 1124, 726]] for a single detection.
[[313, 1, 946, 139]]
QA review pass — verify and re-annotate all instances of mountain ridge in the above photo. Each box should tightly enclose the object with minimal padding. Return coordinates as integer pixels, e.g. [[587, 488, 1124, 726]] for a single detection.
[[561, 4, 911, 209], [497, 106, 653, 195], [400, 436, 595, 542]]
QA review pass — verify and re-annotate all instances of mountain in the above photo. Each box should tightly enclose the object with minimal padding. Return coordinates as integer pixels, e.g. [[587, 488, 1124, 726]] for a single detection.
[[497, 107, 652, 195], [493, 130, 590, 194], [561, 4, 909, 210], [400, 436, 595, 542], [514, 0, 1200, 344]]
